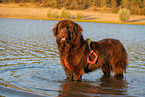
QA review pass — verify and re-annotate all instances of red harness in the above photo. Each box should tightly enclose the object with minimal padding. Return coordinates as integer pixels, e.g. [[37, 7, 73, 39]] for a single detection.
[[64, 58, 72, 71], [86, 38, 98, 64], [64, 38, 98, 70], [87, 50, 98, 64], [64, 51, 98, 71]]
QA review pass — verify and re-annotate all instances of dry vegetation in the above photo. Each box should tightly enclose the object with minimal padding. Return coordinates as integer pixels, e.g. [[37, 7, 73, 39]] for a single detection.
[[0, 3, 145, 25]]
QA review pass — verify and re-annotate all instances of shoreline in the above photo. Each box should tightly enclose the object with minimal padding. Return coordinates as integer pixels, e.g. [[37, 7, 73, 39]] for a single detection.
[[1, 16, 145, 25], [0, 3, 145, 25]]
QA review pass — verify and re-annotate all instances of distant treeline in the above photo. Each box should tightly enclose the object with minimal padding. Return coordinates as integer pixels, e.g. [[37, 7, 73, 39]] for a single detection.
[[1, 0, 145, 15]]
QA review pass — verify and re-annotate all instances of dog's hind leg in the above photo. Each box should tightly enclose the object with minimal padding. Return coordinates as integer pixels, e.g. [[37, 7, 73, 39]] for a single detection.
[[112, 62, 125, 79], [114, 73, 124, 79]]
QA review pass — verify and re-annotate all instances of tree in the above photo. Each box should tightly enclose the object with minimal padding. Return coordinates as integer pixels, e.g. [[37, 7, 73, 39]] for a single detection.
[[116, 0, 122, 6], [144, 0, 145, 6], [121, 0, 130, 9], [95, 0, 101, 7], [111, 0, 118, 13], [1, 0, 145, 15], [110, 0, 117, 8], [100, 0, 107, 7]]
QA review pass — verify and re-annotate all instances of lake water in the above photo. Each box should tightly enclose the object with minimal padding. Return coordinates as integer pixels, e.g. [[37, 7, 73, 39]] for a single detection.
[[0, 18, 145, 97]]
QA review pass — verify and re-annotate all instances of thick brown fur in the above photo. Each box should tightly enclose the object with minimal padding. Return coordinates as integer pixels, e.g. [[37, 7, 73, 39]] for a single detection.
[[53, 19, 128, 81]]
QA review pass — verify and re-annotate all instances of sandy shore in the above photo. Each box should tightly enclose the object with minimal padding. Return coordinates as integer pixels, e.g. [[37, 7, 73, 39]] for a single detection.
[[0, 3, 145, 25]]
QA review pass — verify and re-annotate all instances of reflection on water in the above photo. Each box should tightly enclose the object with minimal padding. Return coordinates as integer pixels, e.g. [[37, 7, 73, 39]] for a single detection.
[[0, 18, 145, 96], [59, 76, 128, 97]]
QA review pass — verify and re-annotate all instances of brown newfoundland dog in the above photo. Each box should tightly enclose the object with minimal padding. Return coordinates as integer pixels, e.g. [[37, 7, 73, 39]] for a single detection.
[[53, 19, 128, 81]]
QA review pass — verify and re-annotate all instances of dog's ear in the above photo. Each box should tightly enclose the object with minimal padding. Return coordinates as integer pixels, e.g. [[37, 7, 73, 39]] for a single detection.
[[52, 22, 60, 36], [71, 22, 83, 42], [74, 23, 83, 33]]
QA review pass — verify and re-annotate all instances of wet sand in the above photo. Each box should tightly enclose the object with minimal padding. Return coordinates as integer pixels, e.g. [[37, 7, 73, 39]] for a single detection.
[[0, 85, 46, 97]]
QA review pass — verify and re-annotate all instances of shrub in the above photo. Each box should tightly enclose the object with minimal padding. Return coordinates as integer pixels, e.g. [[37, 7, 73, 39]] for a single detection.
[[52, 9, 59, 19], [76, 12, 84, 19], [141, 8, 145, 15], [60, 7, 66, 18], [19, 3, 24, 6], [112, 7, 119, 13], [82, 13, 84, 19], [64, 11, 71, 18], [102, 6, 107, 11], [89, 7, 97, 11], [60, 7, 71, 19], [47, 9, 51, 18], [118, 8, 130, 22]]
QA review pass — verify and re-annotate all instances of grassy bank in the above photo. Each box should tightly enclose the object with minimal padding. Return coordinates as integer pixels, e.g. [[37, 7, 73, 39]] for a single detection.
[[0, 3, 145, 25]]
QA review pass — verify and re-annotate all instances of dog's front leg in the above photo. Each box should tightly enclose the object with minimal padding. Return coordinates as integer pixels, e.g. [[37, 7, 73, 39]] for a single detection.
[[65, 69, 73, 80], [72, 73, 82, 81]]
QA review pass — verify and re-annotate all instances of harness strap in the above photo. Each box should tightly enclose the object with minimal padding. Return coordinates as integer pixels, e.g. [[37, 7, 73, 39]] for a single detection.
[[86, 38, 91, 50], [64, 58, 72, 71], [86, 38, 98, 64], [63, 38, 98, 71]]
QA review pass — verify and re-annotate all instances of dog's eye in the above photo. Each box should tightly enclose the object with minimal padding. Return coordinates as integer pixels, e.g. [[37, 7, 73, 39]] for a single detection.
[[59, 26, 63, 30], [68, 27, 71, 30]]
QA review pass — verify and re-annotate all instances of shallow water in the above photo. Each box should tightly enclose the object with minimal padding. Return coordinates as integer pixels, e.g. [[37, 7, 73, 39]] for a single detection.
[[0, 18, 145, 97]]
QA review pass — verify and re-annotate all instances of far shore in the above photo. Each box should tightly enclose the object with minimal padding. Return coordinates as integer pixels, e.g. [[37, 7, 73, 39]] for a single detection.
[[0, 3, 145, 25]]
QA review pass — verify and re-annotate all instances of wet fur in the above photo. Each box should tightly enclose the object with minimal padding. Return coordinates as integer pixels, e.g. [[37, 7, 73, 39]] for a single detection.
[[53, 19, 128, 81]]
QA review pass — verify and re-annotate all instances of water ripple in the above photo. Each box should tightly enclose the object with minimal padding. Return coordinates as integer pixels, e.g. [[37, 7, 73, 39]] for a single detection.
[[0, 19, 145, 97]]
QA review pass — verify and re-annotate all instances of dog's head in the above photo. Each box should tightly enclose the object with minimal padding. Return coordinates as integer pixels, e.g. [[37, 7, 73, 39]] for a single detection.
[[53, 19, 83, 44]]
